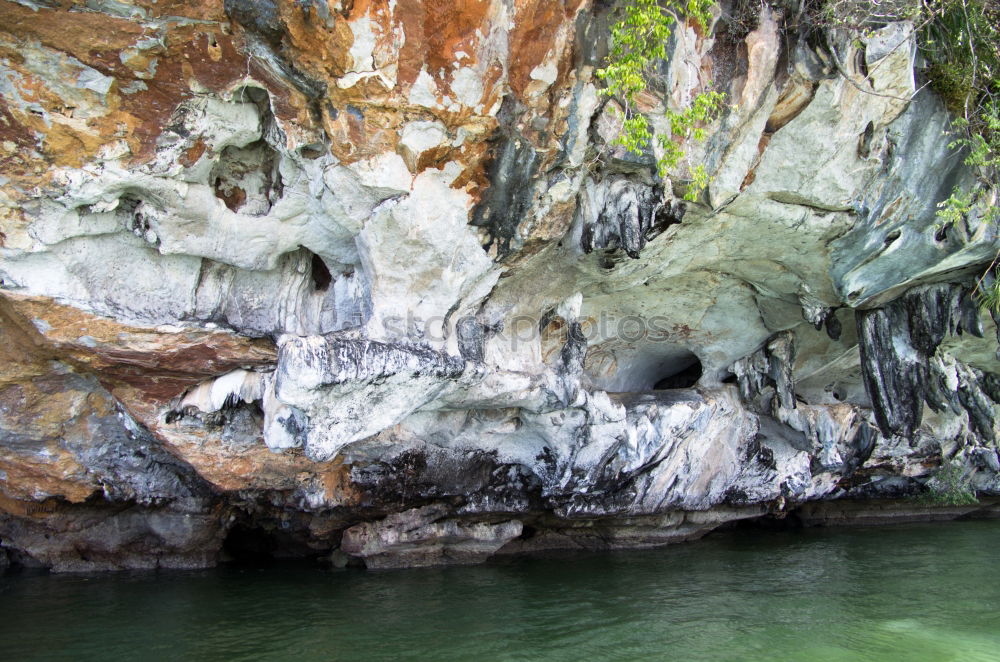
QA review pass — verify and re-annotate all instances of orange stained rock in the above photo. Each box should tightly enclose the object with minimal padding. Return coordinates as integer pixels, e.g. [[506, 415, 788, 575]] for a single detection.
[[1, 294, 276, 402], [125, 388, 361, 502]]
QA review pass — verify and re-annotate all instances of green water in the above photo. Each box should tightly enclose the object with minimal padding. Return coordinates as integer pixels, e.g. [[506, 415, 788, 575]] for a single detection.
[[1, 520, 999, 661]]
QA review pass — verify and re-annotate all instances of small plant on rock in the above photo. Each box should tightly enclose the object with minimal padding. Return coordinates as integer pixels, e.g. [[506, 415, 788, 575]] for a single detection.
[[919, 458, 979, 505]]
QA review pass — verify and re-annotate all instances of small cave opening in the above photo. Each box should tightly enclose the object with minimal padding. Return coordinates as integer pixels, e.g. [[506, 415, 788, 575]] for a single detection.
[[165, 399, 263, 438], [211, 85, 286, 216], [585, 345, 706, 393], [882, 228, 901, 248], [115, 194, 147, 234], [222, 517, 332, 566], [652, 355, 703, 390], [102, 193, 163, 248], [709, 510, 804, 534], [310, 252, 332, 291], [211, 139, 282, 215], [858, 121, 874, 157], [223, 522, 279, 565], [298, 143, 326, 160]]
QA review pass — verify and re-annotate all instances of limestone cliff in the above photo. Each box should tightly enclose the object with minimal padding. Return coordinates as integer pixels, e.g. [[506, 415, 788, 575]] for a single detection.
[[0, 0, 998, 571]]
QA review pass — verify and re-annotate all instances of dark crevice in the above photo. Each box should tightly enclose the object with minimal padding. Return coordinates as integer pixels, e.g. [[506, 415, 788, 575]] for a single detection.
[[653, 356, 703, 389], [470, 97, 540, 258], [299, 143, 326, 160], [517, 524, 539, 541], [222, 522, 279, 565], [859, 121, 875, 158], [211, 86, 285, 216], [882, 228, 901, 248], [710, 511, 804, 533], [211, 138, 282, 215], [855, 49, 869, 79], [825, 313, 843, 341], [310, 252, 332, 291], [221, 513, 334, 566]]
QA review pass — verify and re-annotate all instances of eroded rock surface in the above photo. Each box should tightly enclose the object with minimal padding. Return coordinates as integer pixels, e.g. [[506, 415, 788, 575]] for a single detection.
[[340, 505, 522, 569], [1, 1, 999, 571]]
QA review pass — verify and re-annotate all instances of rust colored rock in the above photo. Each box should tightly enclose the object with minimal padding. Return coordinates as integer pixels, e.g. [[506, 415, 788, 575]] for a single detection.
[[1, 294, 276, 401]]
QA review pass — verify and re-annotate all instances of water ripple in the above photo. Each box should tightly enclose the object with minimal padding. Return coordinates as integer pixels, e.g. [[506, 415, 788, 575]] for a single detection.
[[1, 521, 999, 662]]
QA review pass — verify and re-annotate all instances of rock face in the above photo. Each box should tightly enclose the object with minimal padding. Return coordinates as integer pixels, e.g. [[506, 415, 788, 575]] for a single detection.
[[1, 1, 999, 571], [340, 505, 523, 569]]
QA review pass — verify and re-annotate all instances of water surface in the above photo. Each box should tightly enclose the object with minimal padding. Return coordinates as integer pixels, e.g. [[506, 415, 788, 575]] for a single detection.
[[2, 520, 999, 661]]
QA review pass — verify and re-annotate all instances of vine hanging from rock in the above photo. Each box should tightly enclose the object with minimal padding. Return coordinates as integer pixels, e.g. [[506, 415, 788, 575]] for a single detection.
[[596, 0, 726, 202]]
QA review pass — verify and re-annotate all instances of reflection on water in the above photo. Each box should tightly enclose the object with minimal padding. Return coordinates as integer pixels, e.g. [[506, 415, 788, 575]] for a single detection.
[[1, 520, 999, 661]]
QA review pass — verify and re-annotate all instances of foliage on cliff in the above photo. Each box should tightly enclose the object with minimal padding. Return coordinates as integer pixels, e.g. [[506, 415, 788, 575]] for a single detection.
[[771, 1, 998, 170], [918, 0, 1000, 309], [597, 0, 997, 218], [596, 0, 725, 201], [794, 0, 1000, 309], [919, 459, 980, 505]]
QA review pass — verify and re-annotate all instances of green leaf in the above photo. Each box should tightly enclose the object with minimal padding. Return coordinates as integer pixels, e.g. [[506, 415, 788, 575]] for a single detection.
[[597, 1, 724, 199]]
